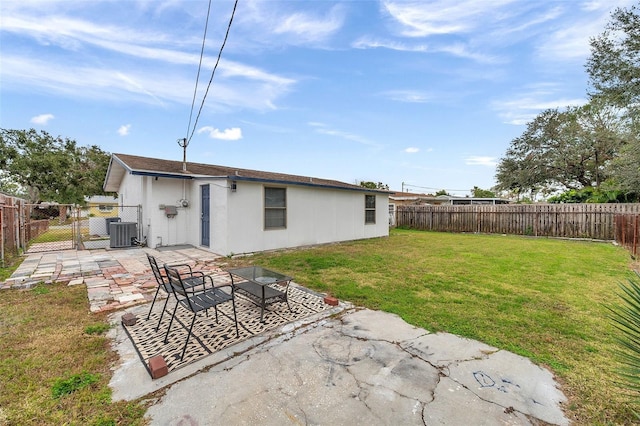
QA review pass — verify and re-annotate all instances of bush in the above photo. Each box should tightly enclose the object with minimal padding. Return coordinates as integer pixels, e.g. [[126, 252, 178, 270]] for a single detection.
[[609, 274, 640, 410]]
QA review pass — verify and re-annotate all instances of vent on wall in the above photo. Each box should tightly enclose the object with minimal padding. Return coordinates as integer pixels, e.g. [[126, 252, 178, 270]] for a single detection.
[[110, 222, 137, 248]]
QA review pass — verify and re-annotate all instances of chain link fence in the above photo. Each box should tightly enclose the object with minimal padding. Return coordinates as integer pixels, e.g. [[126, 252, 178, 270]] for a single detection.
[[1, 198, 143, 265], [82, 205, 142, 249], [22, 204, 78, 253]]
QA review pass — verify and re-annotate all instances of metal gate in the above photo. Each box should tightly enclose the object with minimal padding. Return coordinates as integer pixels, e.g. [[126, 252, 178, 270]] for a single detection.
[[24, 203, 78, 253], [22, 203, 142, 253]]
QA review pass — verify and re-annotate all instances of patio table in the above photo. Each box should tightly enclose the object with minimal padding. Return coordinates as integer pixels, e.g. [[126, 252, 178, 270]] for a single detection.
[[226, 266, 293, 322]]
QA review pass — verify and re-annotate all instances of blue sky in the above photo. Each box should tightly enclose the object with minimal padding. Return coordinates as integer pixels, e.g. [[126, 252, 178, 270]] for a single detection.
[[1, 0, 635, 196]]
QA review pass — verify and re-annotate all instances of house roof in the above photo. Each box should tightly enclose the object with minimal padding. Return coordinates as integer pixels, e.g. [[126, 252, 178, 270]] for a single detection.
[[389, 191, 432, 200], [85, 195, 118, 204], [389, 191, 511, 204], [104, 153, 388, 194]]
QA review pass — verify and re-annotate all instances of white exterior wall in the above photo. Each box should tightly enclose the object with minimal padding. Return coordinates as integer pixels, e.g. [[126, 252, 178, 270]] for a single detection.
[[220, 181, 388, 255], [119, 173, 196, 248], [117, 174, 388, 254]]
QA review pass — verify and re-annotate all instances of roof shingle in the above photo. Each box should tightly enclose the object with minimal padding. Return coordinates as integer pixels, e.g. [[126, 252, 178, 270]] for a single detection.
[[111, 153, 384, 193]]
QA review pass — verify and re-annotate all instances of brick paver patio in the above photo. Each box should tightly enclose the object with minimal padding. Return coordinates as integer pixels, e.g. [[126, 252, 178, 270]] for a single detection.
[[1, 246, 225, 313]]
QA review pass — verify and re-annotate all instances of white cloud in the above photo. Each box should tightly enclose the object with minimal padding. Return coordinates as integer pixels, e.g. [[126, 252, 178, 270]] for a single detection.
[[533, 1, 637, 62], [118, 124, 131, 136], [30, 113, 54, 124], [0, 10, 296, 110], [273, 7, 344, 41], [309, 122, 380, 148], [465, 156, 497, 167], [381, 90, 431, 103], [352, 36, 498, 63], [492, 85, 588, 125], [382, 0, 515, 37], [2, 55, 293, 111], [240, 1, 345, 46], [197, 126, 243, 141], [352, 36, 428, 52], [404, 147, 420, 153]]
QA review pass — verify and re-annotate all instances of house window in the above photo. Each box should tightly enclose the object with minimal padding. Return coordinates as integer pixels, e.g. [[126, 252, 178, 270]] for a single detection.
[[365, 195, 376, 224], [265, 187, 286, 229], [98, 205, 114, 212]]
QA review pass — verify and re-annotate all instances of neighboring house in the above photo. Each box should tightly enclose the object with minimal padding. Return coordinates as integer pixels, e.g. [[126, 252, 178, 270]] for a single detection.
[[390, 192, 511, 206], [85, 195, 119, 217], [103, 153, 390, 255]]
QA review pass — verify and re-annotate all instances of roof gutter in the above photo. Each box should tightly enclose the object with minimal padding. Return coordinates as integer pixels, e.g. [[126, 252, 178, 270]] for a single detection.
[[130, 170, 193, 180], [229, 175, 388, 193]]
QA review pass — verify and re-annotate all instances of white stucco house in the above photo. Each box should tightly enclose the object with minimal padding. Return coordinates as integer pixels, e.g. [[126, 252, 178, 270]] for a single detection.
[[103, 153, 389, 255]]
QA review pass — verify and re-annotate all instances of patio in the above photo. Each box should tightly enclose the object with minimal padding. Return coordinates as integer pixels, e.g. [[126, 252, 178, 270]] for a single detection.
[[1, 245, 222, 312]]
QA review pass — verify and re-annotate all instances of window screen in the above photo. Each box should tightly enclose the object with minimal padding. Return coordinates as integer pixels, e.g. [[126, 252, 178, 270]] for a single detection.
[[365, 194, 376, 224], [265, 187, 286, 228]]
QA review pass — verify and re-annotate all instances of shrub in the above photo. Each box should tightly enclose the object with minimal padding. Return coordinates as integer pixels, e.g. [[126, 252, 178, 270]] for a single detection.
[[609, 274, 640, 410]]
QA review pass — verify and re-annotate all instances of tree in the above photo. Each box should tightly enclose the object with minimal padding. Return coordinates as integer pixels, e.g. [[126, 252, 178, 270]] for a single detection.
[[0, 171, 27, 198], [494, 102, 625, 196], [434, 189, 449, 196], [586, 3, 640, 193], [0, 129, 112, 205], [587, 3, 640, 107], [471, 187, 496, 198], [359, 181, 389, 190]]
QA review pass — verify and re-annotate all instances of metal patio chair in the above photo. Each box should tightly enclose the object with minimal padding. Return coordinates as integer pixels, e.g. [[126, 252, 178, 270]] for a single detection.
[[163, 264, 240, 360], [145, 253, 206, 331]]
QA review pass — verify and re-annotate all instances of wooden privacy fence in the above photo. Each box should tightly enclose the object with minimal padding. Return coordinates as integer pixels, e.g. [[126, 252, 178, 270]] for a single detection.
[[395, 203, 640, 241], [615, 214, 640, 257], [1, 194, 25, 267]]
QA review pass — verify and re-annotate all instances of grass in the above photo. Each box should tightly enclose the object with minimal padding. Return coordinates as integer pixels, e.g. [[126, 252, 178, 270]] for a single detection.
[[29, 227, 75, 244], [225, 228, 638, 424], [0, 254, 21, 281], [0, 282, 147, 425], [1, 228, 637, 424]]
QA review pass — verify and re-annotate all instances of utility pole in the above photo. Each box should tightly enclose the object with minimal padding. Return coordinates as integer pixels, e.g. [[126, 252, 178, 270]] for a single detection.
[[178, 138, 188, 172]]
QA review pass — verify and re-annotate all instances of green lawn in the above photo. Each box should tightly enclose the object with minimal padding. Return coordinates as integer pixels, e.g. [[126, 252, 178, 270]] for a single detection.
[[0, 283, 147, 425], [227, 228, 638, 424], [1, 228, 636, 424]]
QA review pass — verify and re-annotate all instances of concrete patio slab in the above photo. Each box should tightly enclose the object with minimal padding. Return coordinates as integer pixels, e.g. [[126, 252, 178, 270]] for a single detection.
[[135, 308, 568, 426]]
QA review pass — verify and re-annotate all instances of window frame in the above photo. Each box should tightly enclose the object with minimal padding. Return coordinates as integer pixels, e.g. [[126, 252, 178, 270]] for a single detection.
[[365, 194, 376, 224], [264, 186, 287, 229]]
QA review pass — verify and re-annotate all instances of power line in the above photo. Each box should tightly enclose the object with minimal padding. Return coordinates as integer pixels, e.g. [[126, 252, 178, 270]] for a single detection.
[[402, 183, 471, 193], [185, 0, 213, 143], [186, 0, 239, 145]]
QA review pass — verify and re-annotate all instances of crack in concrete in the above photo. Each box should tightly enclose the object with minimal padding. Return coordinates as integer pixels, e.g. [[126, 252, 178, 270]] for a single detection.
[[331, 313, 541, 424], [313, 315, 436, 424]]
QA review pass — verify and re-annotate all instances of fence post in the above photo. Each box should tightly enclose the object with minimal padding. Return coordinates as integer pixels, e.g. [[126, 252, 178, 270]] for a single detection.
[[1, 205, 4, 267], [75, 206, 82, 250], [633, 215, 638, 256]]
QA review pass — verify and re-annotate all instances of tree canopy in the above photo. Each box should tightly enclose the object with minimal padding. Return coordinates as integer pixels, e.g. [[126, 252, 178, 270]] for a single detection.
[[587, 4, 640, 107], [495, 2, 640, 202], [0, 129, 112, 204], [495, 103, 626, 197], [471, 187, 496, 198], [359, 181, 389, 190]]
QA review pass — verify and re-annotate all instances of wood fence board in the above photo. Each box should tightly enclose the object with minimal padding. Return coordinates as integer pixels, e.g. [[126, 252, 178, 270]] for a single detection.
[[395, 203, 640, 244]]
